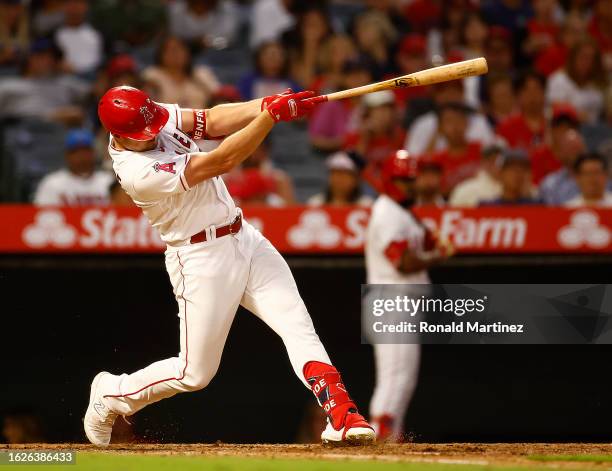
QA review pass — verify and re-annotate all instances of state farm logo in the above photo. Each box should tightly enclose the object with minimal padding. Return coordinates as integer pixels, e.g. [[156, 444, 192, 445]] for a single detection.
[[21, 209, 164, 249], [288, 210, 342, 249], [557, 210, 610, 249], [23, 210, 77, 248]]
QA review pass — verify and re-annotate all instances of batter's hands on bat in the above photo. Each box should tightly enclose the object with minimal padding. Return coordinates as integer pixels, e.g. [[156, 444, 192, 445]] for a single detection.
[[266, 90, 317, 122], [261, 89, 293, 111]]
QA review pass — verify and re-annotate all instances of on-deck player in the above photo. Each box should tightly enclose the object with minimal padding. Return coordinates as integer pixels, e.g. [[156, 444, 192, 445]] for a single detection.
[[365, 150, 454, 441], [84, 86, 375, 446]]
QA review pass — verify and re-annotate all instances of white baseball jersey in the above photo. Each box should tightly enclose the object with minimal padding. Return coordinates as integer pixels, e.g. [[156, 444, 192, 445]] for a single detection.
[[108, 103, 237, 245], [34, 169, 113, 206], [365, 194, 430, 285]]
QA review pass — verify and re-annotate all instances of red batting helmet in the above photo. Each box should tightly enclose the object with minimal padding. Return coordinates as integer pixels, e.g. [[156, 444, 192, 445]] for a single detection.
[[98, 86, 169, 141], [381, 150, 418, 201]]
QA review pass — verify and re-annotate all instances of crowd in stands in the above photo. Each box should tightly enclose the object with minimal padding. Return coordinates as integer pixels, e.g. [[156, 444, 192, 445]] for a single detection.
[[0, 0, 611, 208]]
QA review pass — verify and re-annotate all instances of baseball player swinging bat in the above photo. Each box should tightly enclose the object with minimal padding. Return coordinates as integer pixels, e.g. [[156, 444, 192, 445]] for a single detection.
[[310, 57, 488, 103]]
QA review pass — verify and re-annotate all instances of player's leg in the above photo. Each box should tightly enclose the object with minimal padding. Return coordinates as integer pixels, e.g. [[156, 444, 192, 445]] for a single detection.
[[84, 239, 249, 446], [239, 227, 374, 444], [369, 342, 420, 442]]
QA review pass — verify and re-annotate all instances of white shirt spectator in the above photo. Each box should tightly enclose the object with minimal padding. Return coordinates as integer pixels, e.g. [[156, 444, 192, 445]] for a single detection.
[[55, 23, 103, 74], [564, 192, 612, 207], [449, 170, 502, 207], [34, 169, 113, 206], [250, 0, 294, 48], [403, 111, 495, 156], [546, 70, 605, 124], [169, 0, 240, 48]]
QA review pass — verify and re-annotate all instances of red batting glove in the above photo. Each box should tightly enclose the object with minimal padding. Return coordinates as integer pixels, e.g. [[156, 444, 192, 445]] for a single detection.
[[266, 91, 316, 122], [261, 89, 293, 111]]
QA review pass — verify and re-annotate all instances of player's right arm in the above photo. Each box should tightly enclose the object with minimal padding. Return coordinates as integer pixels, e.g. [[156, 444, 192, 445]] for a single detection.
[[184, 91, 315, 188], [384, 232, 454, 275], [184, 111, 274, 186]]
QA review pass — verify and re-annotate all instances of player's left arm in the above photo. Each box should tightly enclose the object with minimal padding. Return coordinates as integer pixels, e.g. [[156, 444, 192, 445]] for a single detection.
[[179, 99, 261, 139], [179, 90, 292, 138]]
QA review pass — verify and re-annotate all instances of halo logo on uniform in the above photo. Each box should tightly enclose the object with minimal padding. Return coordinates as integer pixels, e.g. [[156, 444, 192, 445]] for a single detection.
[[153, 162, 176, 174], [140, 105, 154, 125], [22, 210, 77, 248], [288, 210, 342, 249], [557, 210, 610, 249]]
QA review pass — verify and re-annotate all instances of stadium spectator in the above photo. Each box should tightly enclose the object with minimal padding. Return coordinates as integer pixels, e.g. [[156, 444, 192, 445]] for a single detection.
[[32, 0, 65, 37], [286, 7, 331, 89], [96, 54, 140, 94], [546, 38, 607, 124], [250, 0, 295, 49], [404, 80, 494, 156], [528, 104, 579, 184], [143, 36, 220, 109], [90, 0, 166, 48], [483, 74, 517, 128], [0, 0, 29, 69], [449, 145, 503, 207], [425, 0, 466, 62], [225, 140, 296, 205], [226, 168, 284, 206], [429, 102, 483, 193], [588, 0, 612, 74], [238, 41, 299, 100], [33, 129, 113, 206], [523, 0, 561, 63], [534, 11, 587, 77], [460, 12, 489, 61], [351, 10, 397, 80], [344, 90, 405, 164], [393, 34, 430, 107], [481, 0, 533, 35], [309, 58, 372, 153], [0, 38, 89, 125], [539, 128, 586, 204], [307, 151, 373, 207], [415, 159, 445, 206], [310, 34, 358, 95], [480, 150, 539, 206], [109, 181, 135, 207], [54, 0, 103, 76], [565, 153, 612, 207], [496, 71, 547, 151], [168, 0, 240, 50]]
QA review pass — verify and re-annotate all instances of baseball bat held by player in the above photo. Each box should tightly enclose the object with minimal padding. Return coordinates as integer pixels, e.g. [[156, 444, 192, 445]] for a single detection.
[[309, 57, 488, 103]]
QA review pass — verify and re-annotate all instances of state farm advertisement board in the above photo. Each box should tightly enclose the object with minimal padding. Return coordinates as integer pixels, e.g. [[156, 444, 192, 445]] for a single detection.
[[0, 205, 610, 254]]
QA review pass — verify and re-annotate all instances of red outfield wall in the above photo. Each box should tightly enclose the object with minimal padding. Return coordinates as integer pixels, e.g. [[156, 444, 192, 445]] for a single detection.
[[0, 205, 610, 254]]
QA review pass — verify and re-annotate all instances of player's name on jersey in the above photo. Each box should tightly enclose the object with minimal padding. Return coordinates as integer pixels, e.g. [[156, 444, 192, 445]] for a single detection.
[[371, 320, 525, 334]]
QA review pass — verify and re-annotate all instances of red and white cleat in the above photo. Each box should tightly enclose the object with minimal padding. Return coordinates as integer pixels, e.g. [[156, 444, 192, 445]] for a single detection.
[[321, 410, 376, 446], [83, 372, 118, 447]]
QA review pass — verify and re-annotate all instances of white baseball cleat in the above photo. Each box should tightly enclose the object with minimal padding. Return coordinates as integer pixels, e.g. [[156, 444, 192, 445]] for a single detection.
[[321, 413, 376, 446], [83, 372, 118, 447]]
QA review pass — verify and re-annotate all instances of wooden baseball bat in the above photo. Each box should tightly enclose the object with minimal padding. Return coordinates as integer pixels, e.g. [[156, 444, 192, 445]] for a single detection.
[[312, 57, 488, 103]]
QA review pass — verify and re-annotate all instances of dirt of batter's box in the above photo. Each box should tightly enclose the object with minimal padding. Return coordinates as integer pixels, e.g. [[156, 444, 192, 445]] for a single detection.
[[4, 443, 612, 467]]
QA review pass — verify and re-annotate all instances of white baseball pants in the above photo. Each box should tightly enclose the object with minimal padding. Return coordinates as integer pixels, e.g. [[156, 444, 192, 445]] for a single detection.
[[104, 221, 331, 416]]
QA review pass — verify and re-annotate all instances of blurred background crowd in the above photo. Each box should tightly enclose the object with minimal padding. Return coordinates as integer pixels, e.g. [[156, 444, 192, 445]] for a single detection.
[[0, 0, 611, 209]]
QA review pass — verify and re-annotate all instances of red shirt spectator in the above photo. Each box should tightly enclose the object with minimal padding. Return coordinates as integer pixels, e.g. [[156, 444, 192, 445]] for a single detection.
[[343, 90, 406, 164], [431, 142, 482, 192], [496, 113, 546, 149], [496, 71, 547, 150], [528, 104, 580, 184]]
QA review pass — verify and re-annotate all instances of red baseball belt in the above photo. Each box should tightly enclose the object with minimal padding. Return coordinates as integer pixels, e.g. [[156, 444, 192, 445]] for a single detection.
[[190, 214, 242, 244]]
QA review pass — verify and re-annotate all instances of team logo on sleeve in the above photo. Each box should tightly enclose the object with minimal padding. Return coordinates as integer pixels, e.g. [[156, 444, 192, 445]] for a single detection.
[[153, 162, 176, 174]]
